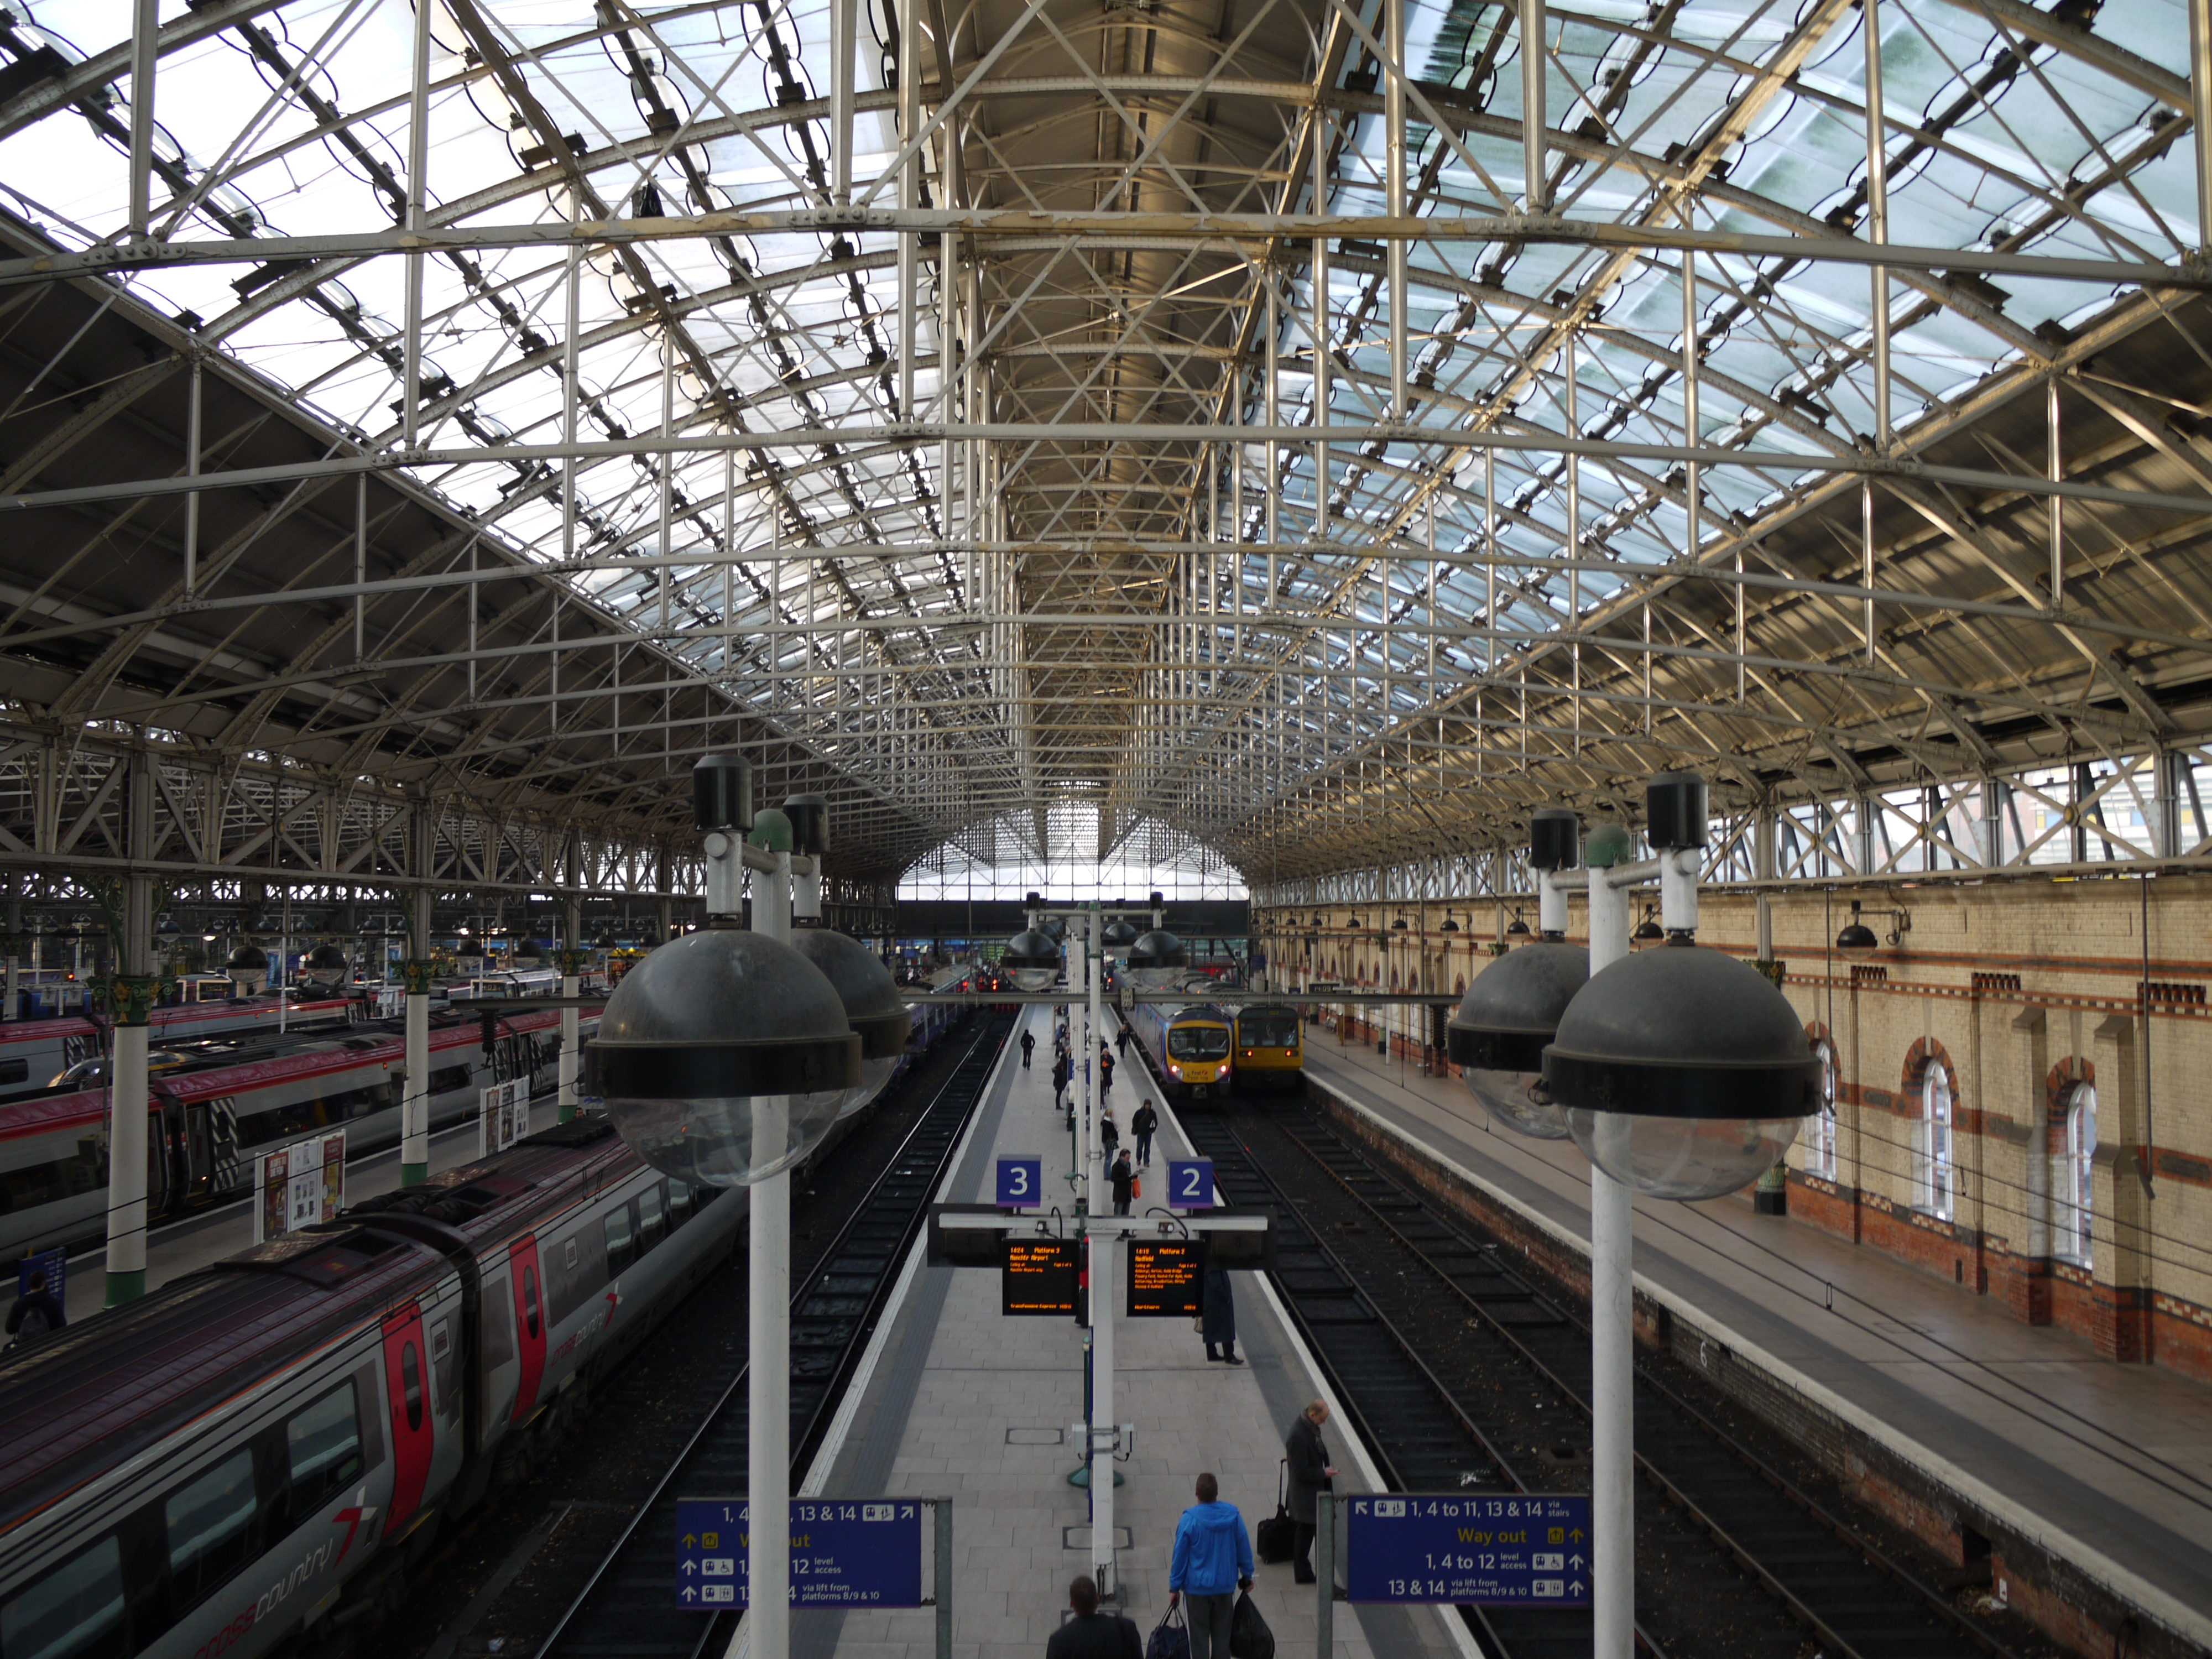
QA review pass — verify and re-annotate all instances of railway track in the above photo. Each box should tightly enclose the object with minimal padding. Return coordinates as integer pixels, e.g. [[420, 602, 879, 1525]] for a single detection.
[[1180, 1099, 2043, 1659], [535, 1013, 1013, 1659]]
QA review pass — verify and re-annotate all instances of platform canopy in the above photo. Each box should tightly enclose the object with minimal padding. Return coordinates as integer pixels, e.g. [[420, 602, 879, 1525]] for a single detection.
[[2, 0, 2210, 895]]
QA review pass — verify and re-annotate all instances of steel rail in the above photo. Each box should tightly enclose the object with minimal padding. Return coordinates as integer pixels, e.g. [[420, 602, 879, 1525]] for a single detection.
[[1264, 1097, 2030, 1659]]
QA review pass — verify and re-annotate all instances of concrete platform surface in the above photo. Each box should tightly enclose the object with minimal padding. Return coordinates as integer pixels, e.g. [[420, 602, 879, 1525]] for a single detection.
[[784, 1004, 1466, 1659]]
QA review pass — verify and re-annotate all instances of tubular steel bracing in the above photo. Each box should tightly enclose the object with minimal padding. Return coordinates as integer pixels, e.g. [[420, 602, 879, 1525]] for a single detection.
[[2, 0, 2212, 909]]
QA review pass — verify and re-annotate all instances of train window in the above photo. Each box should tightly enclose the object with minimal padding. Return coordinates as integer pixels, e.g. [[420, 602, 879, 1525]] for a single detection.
[[638, 1184, 666, 1253], [164, 1449, 260, 1613], [430, 1066, 473, 1096], [604, 1203, 636, 1276], [0, 1060, 24, 1086], [285, 1382, 363, 1523], [400, 1341, 424, 1432], [1167, 1025, 1230, 1060], [0, 1533, 129, 1659], [667, 1183, 692, 1228], [1239, 1015, 1298, 1049]]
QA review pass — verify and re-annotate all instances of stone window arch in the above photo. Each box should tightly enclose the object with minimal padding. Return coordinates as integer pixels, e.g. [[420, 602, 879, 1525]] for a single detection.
[[1804, 1022, 1838, 1182], [2050, 1058, 2097, 1268], [1920, 1057, 1955, 1230]]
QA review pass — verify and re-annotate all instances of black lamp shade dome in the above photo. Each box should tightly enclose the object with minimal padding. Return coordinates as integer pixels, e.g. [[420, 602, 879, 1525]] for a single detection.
[[1102, 919, 1140, 948], [1544, 945, 1819, 1121], [306, 943, 349, 973], [1128, 928, 1188, 985], [789, 926, 911, 1116], [226, 943, 270, 972], [1448, 941, 1587, 1139], [1003, 928, 1062, 990]]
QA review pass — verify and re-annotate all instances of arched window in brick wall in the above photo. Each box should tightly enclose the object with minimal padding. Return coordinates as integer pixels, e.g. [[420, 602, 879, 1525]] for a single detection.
[[1808, 1036, 1839, 1181], [1918, 1060, 1957, 1221], [2055, 1082, 2097, 1267]]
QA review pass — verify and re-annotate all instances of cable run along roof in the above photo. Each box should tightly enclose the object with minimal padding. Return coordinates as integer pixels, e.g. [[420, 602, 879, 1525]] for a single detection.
[[0, 0, 2208, 885]]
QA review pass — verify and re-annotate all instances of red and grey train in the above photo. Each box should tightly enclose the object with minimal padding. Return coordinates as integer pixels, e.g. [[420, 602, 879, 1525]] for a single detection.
[[0, 1114, 739, 1659], [0, 990, 971, 1659], [0, 993, 366, 1104], [0, 1008, 573, 1262]]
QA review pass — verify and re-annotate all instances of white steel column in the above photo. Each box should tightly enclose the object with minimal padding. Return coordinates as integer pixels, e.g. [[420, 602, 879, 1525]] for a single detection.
[[559, 891, 582, 1123], [1864, 0, 1888, 665], [750, 849, 793, 1659], [1585, 856, 1634, 1659], [105, 751, 156, 1306], [1087, 906, 1114, 1597], [403, 802, 434, 1186]]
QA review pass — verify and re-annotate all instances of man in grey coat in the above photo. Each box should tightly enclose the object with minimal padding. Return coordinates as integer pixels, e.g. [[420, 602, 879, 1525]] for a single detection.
[[1285, 1399, 1338, 1584]]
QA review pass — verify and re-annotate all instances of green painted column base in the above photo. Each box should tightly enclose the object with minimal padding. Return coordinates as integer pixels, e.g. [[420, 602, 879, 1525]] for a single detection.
[[559, 1102, 579, 1123], [104, 1269, 145, 1307], [401, 1161, 429, 1186], [1067, 1465, 1124, 1488]]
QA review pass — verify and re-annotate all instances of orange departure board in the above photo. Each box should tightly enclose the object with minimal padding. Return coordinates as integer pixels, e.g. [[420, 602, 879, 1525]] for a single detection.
[[1127, 1239, 1206, 1317], [1001, 1238, 1079, 1316]]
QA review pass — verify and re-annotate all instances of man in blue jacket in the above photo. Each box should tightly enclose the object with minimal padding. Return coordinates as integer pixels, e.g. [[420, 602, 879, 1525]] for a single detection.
[[1166, 1472, 1254, 1659]]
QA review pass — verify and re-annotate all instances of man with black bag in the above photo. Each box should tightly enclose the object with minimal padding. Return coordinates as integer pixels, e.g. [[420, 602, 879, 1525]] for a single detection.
[[1284, 1399, 1338, 1585]]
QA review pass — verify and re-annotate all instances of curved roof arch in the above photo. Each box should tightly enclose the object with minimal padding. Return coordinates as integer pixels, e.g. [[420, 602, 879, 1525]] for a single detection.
[[0, 0, 2205, 892]]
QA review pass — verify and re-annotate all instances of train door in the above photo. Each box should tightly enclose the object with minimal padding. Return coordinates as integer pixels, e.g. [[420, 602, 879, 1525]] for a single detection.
[[182, 1098, 216, 1199], [509, 1235, 545, 1422], [381, 1303, 435, 1530], [143, 1099, 174, 1217]]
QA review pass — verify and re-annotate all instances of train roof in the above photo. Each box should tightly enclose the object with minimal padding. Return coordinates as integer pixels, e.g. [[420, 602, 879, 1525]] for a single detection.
[[0, 1118, 639, 1540], [1166, 1003, 1232, 1024]]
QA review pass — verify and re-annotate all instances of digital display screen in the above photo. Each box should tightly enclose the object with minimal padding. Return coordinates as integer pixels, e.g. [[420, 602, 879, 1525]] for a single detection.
[[1127, 1238, 1206, 1317], [1001, 1238, 1080, 1316]]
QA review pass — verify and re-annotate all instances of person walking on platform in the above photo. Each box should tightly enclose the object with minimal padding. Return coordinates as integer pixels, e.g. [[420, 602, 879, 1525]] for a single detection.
[[1285, 1399, 1338, 1584], [1045, 1574, 1140, 1659], [1131, 1099, 1158, 1167], [1110, 1148, 1135, 1215], [1099, 1041, 1115, 1098], [1101, 1107, 1120, 1163], [1021, 1028, 1036, 1070], [1116, 1021, 1131, 1057], [1201, 1267, 1240, 1365], [1167, 1473, 1254, 1659], [1053, 1050, 1071, 1114], [4, 1269, 64, 1347]]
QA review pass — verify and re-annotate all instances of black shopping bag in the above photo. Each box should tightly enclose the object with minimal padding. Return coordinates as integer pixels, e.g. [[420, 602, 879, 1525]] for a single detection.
[[1228, 1588, 1275, 1659]]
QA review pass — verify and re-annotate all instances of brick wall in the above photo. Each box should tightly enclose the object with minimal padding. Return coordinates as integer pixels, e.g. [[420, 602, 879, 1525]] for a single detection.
[[1300, 879, 2212, 1387]]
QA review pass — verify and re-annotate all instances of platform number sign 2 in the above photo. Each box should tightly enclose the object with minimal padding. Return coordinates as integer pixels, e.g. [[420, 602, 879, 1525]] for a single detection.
[[997, 1156, 1043, 1210], [1165, 1159, 1215, 1211]]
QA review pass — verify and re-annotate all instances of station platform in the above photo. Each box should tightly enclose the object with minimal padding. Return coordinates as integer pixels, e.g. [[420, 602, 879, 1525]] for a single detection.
[[1295, 1027, 2212, 1651], [784, 1004, 1469, 1659], [57, 1098, 567, 1322]]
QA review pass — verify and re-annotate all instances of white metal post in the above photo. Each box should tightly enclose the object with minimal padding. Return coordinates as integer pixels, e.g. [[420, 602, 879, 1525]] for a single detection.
[[2192, 0, 2212, 246], [105, 752, 156, 1306], [1586, 863, 1634, 1659], [1091, 1180, 1116, 1599], [559, 894, 581, 1123], [401, 826, 433, 1185], [403, 0, 431, 451], [749, 850, 793, 1659], [1521, 0, 1546, 210]]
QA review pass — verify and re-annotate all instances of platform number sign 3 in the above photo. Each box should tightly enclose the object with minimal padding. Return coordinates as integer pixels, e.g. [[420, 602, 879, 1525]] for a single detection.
[[997, 1156, 1043, 1209], [1165, 1158, 1215, 1211]]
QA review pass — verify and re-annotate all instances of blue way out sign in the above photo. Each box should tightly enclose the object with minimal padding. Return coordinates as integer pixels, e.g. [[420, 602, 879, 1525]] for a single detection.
[[675, 1499, 925, 1608], [1346, 1493, 1592, 1606]]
